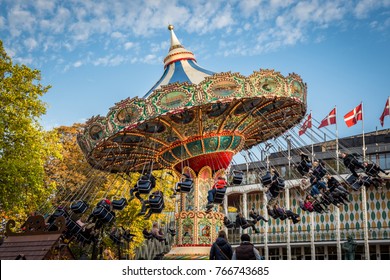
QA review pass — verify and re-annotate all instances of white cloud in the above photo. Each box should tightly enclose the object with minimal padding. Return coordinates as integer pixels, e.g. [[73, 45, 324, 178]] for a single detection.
[[111, 31, 125, 39], [93, 55, 126, 66], [124, 42, 135, 50], [73, 61, 83, 68], [24, 38, 38, 51]]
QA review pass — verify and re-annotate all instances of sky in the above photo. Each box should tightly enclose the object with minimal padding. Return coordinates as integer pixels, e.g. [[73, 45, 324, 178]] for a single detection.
[[1, 0, 390, 144]]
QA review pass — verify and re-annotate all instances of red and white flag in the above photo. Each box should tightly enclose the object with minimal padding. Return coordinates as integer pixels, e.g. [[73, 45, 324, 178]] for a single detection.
[[299, 113, 312, 136], [380, 97, 389, 127], [344, 103, 363, 127], [318, 107, 336, 128]]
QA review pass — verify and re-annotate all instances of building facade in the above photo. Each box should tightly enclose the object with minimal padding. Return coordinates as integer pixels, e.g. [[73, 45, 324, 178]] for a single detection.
[[225, 129, 390, 260]]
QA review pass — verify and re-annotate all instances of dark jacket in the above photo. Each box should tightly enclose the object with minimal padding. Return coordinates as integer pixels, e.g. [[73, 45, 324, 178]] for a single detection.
[[209, 237, 233, 260], [234, 242, 257, 260]]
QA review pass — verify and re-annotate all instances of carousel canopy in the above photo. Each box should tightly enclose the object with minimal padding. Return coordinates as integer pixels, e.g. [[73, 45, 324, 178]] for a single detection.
[[78, 26, 307, 173]]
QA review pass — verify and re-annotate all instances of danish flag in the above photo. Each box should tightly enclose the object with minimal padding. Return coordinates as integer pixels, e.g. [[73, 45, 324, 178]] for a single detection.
[[299, 113, 312, 136], [318, 108, 336, 128], [380, 97, 389, 127], [344, 103, 363, 127]]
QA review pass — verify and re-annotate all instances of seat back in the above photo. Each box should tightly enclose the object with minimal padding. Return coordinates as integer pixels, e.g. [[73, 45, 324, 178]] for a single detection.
[[137, 179, 152, 194], [213, 188, 226, 204], [313, 166, 327, 179], [176, 178, 193, 193], [231, 170, 243, 185], [261, 172, 272, 186], [66, 219, 82, 236], [112, 198, 128, 210], [70, 200, 89, 214], [346, 175, 358, 185], [92, 206, 115, 223]]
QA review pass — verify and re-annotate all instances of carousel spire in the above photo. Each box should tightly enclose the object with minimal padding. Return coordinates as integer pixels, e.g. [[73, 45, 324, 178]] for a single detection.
[[143, 25, 214, 98], [164, 24, 196, 67]]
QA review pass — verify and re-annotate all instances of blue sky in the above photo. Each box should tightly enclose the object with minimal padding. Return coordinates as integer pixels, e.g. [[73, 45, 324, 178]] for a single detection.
[[1, 0, 390, 142]]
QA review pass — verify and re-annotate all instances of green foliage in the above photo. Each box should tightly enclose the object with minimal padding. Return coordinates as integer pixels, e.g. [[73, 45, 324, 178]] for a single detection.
[[0, 40, 61, 219]]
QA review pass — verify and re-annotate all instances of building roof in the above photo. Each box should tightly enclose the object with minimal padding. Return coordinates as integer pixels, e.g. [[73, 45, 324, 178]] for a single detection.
[[143, 25, 214, 98], [0, 233, 63, 260]]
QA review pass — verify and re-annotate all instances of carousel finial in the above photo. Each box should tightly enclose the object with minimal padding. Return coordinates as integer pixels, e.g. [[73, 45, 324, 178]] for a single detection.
[[168, 24, 174, 31]]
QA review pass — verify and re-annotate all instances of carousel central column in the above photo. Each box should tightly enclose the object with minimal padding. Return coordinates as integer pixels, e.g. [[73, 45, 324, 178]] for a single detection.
[[164, 166, 225, 260]]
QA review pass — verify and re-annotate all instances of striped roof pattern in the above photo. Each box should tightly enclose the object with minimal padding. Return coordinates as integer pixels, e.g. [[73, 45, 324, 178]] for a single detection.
[[143, 26, 214, 98]]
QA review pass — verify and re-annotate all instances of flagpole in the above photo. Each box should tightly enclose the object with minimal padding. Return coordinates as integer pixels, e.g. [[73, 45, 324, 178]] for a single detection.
[[310, 110, 314, 162], [361, 102, 369, 260], [362, 102, 366, 160], [335, 106, 339, 172]]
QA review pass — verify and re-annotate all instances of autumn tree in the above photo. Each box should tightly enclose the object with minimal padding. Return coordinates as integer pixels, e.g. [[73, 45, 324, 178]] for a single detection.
[[0, 40, 61, 222]]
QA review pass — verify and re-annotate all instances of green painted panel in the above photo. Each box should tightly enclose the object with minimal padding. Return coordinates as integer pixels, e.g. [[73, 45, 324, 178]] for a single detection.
[[162, 151, 177, 163], [371, 212, 376, 220], [203, 137, 219, 152], [345, 223, 349, 230], [340, 214, 344, 222], [219, 136, 233, 150], [171, 145, 190, 159], [378, 221, 382, 229], [350, 213, 354, 221], [320, 215, 324, 223], [330, 214, 334, 222], [370, 192, 375, 200], [186, 140, 203, 156], [354, 203, 359, 211], [230, 136, 242, 150], [382, 211, 387, 220], [376, 201, 381, 210], [356, 222, 360, 230]]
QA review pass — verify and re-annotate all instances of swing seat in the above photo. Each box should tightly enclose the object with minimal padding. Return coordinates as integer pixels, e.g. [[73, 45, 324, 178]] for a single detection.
[[351, 180, 363, 191], [92, 206, 115, 223], [213, 188, 226, 204], [109, 233, 122, 245], [361, 176, 373, 187], [70, 200, 89, 214], [175, 178, 193, 193], [313, 166, 327, 179], [276, 177, 285, 188], [112, 198, 128, 210], [231, 170, 244, 185], [346, 175, 358, 185], [261, 172, 272, 186], [148, 191, 164, 206], [150, 202, 165, 213], [297, 161, 311, 176], [137, 179, 153, 194], [65, 219, 82, 236]]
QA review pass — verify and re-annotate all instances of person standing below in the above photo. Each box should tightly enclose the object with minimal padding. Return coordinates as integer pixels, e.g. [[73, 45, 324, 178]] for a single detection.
[[232, 234, 262, 260], [209, 230, 233, 260]]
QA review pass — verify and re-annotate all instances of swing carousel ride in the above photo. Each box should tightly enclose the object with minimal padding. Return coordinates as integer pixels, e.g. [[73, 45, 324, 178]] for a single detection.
[[76, 25, 307, 259]]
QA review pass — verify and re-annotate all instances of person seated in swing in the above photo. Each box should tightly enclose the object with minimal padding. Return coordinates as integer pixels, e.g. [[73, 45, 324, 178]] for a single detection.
[[249, 209, 268, 223], [151, 222, 168, 245], [206, 176, 227, 210], [308, 171, 327, 198], [143, 227, 153, 240], [235, 212, 260, 233], [303, 196, 314, 212], [273, 204, 301, 224], [363, 161, 389, 187], [174, 173, 193, 193], [267, 205, 279, 219], [296, 153, 312, 175], [223, 216, 235, 229], [97, 198, 113, 211], [266, 169, 285, 200], [340, 152, 365, 178]]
